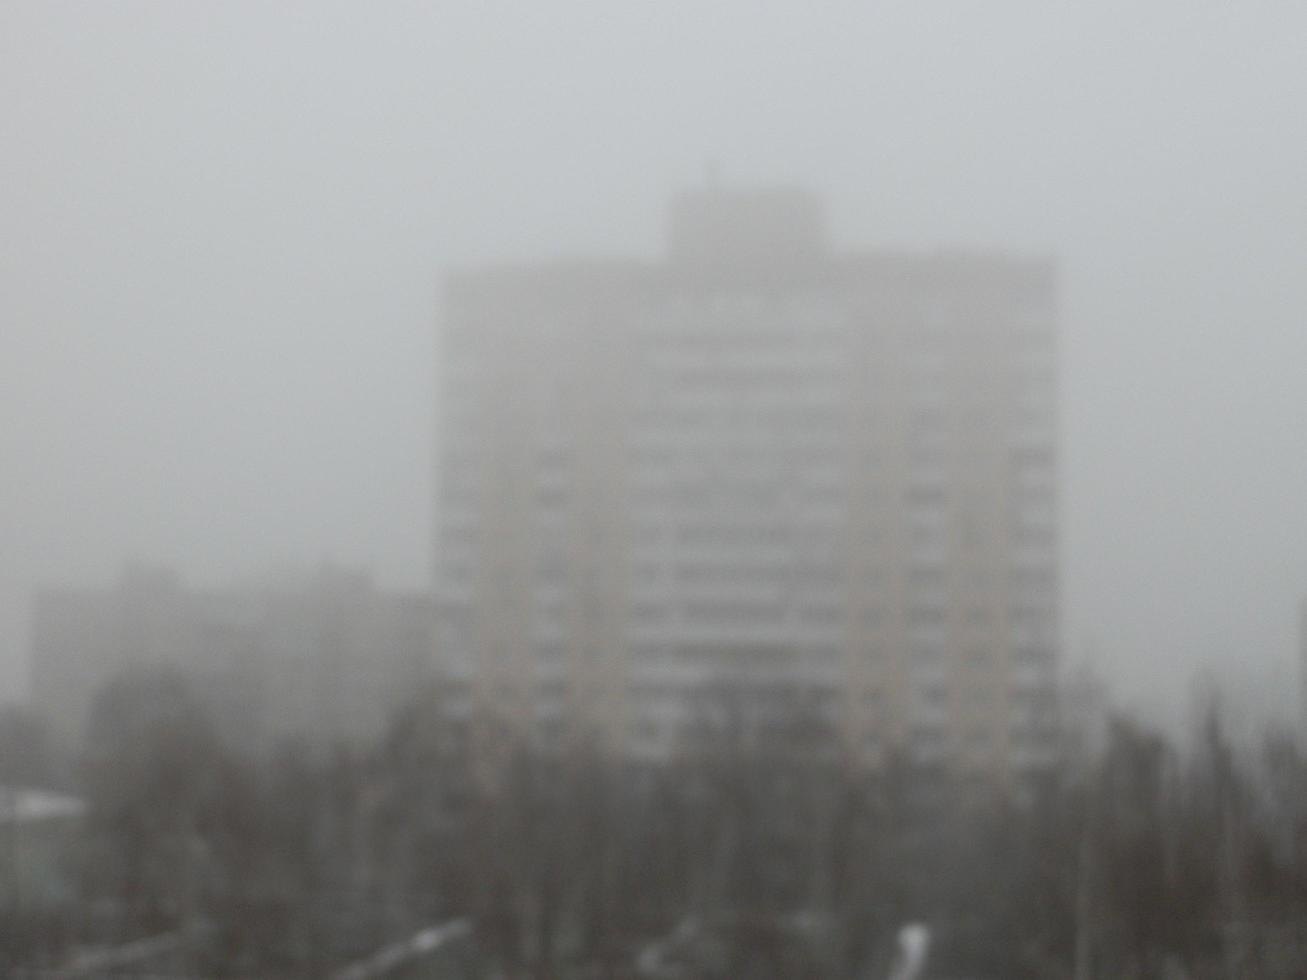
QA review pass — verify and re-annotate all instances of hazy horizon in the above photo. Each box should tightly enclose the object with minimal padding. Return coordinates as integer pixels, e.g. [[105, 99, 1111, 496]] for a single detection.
[[4, 0, 1307, 732]]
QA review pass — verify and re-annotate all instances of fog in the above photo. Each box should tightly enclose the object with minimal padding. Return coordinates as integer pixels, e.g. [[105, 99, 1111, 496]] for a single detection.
[[4, 0, 1307, 728]]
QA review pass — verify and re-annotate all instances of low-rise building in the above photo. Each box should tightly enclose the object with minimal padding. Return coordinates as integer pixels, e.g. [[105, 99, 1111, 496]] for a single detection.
[[31, 565, 438, 751], [0, 786, 85, 912]]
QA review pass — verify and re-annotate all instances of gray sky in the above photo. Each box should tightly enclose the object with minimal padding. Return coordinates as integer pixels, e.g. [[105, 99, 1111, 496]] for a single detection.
[[3, 0, 1306, 726]]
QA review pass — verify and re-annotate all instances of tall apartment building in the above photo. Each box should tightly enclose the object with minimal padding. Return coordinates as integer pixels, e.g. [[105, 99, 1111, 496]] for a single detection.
[[435, 187, 1058, 782], [32, 564, 438, 750]]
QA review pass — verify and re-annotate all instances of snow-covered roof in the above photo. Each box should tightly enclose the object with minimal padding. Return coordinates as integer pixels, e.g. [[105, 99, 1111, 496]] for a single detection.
[[0, 786, 86, 824]]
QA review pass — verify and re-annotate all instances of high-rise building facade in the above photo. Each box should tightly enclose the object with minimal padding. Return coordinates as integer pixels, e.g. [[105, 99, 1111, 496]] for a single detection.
[[435, 188, 1058, 783]]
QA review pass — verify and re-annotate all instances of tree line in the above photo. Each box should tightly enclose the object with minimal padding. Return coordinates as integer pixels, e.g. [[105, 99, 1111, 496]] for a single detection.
[[5, 666, 1307, 978]]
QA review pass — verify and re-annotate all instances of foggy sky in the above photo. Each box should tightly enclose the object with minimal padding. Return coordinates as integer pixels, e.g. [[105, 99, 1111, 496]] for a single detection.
[[3, 1, 1306, 729]]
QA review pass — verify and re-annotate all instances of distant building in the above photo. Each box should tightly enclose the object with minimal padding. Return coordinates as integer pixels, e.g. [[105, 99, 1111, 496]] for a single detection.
[[31, 564, 438, 750], [1302, 597, 1307, 735], [0, 786, 85, 911], [1060, 664, 1112, 771], [434, 186, 1059, 784]]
